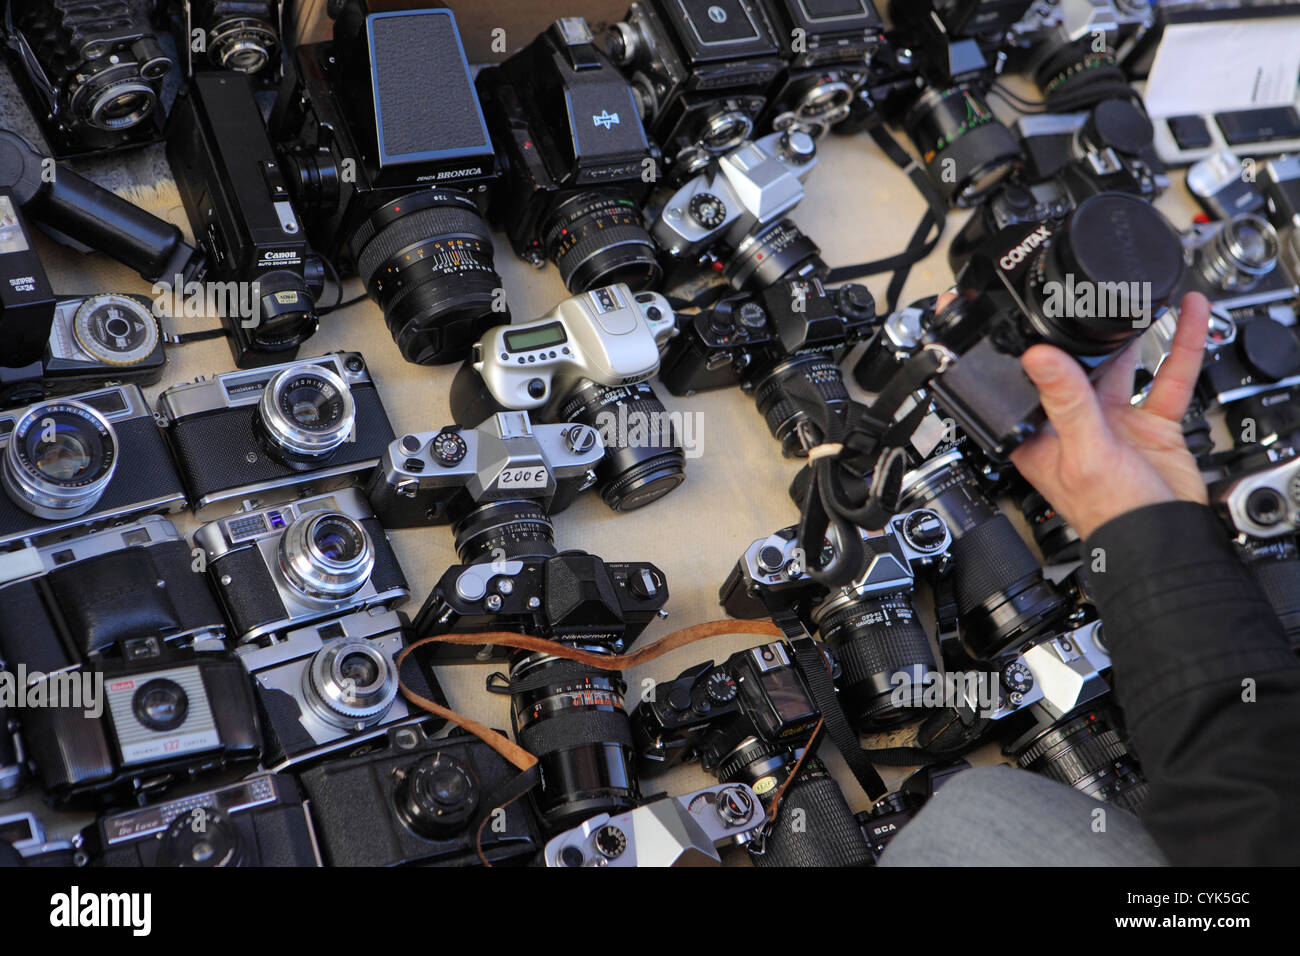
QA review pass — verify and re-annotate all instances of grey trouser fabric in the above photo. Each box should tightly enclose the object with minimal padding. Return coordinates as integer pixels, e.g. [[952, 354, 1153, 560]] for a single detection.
[[878, 766, 1168, 866]]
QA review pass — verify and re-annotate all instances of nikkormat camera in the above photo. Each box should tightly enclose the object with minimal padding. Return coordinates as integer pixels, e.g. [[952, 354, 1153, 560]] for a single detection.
[[157, 351, 396, 517]]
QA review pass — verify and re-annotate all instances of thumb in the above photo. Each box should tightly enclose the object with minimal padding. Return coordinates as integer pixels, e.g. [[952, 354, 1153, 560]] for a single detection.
[[1021, 345, 1111, 451]]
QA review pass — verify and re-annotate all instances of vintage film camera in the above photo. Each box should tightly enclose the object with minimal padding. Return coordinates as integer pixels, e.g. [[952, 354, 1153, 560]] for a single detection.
[[476, 18, 664, 295], [854, 759, 970, 862], [450, 285, 686, 512], [270, 2, 508, 365], [158, 0, 283, 77], [0, 811, 84, 865], [157, 351, 396, 517]]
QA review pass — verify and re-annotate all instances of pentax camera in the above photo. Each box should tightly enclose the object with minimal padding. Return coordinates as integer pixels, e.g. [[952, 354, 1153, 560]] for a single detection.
[[298, 723, 543, 866], [18, 636, 261, 805], [82, 773, 321, 866], [194, 487, 408, 645], [605, 0, 787, 171], [659, 276, 875, 456], [451, 285, 686, 513], [476, 18, 664, 295], [166, 71, 326, 368], [270, 2, 508, 366], [651, 129, 825, 291], [157, 351, 396, 517], [366, 412, 604, 533], [721, 510, 952, 731], [0, 384, 186, 550], [159, 0, 283, 77], [543, 782, 763, 866], [3, 0, 174, 157]]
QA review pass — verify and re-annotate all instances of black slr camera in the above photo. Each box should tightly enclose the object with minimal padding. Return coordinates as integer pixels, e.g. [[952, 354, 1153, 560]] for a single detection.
[[270, 1, 507, 365], [158, 0, 283, 77], [167, 71, 326, 367], [855, 759, 969, 862], [4, 0, 174, 157], [476, 18, 664, 295]]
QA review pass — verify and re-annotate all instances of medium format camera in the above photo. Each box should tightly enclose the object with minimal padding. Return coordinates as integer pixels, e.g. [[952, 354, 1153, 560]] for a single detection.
[[194, 487, 408, 645], [157, 351, 396, 517], [19, 637, 261, 805], [659, 276, 875, 456], [0, 515, 226, 675], [477, 18, 663, 294], [543, 782, 762, 866], [451, 285, 686, 512], [271, 2, 508, 365], [161, 0, 283, 77], [166, 71, 326, 367], [0, 384, 186, 550], [365, 412, 604, 534], [4, 0, 174, 157], [605, 0, 787, 171], [82, 773, 321, 866], [721, 510, 952, 730], [298, 723, 543, 866], [632, 639, 874, 867], [651, 129, 825, 291]]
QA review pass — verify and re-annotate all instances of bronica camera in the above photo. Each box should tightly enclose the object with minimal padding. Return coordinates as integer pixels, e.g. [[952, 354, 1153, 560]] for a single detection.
[[542, 782, 763, 866], [659, 276, 875, 456], [605, 0, 787, 172], [17, 636, 261, 805], [3, 0, 174, 157], [156, 351, 396, 517], [650, 129, 826, 291], [721, 510, 952, 731], [0, 384, 186, 550], [632, 639, 875, 867], [194, 487, 408, 645], [166, 71, 326, 367], [158, 0, 283, 77], [82, 773, 321, 866], [450, 285, 686, 512], [270, 2, 509, 365], [476, 18, 664, 295], [298, 723, 543, 866]]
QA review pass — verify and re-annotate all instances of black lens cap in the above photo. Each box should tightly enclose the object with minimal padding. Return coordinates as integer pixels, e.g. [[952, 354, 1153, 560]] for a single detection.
[[1060, 193, 1184, 305], [1240, 318, 1300, 382], [1085, 98, 1154, 156]]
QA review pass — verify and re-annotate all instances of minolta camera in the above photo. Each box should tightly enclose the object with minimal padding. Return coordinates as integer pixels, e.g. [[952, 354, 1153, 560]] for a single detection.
[[659, 276, 875, 456], [298, 724, 543, 866], [3, 0, 174, 157], [18, 637, 261, 805], [366, 411, 603, 537], [194, 488, 408, 645], [476, 18, 663, 295], [270, 1, 508, 365], [82, 773, 321, 866], [0, 384, 186, 549], [159, 0, 283, 77], [166, 71, 325, 368], [157, 351, 395, 517], [0, 515, 226, 675], [605, 0, 786, 170], [543, 782, 762, 866], [451, 285, 686, 513], [721, 510, 951, 731]]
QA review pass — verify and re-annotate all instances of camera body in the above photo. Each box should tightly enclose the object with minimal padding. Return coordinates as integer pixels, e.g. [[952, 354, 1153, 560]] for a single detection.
[[161, 0, 283, 77], [1209, 454, 1300, 541], [298, 723, 543, 866], [0, 811, 84, 864], [82, 772, 320, 866], [166, 71, 325, 368], [194, 487, 408, 644], [1196, 303, 1300, 409], [157, 351, 395, 517], [1180, 215, 1300, 313], [854, 759, 971, 861]]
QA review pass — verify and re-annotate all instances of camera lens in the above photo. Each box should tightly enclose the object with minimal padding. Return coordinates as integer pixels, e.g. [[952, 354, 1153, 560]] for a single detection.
[[724, 218, 826, 290], [452, 499, 558, 564], [542, 192, 662, 294], [2, 400, 117, 520], [752, 354, 849, 457], [255, 363, 355, 465], [697, 109, 754, 154], [1237, 537, 1300, 647], [509, 652, 640, 832], [278, 511, 375, 601], [1200, 214, 1281, 293], [1033, 41, 1120, 107], [348, 189, 507, 365], [246, 271, 319, 354], [132, 678, 189, 732], [1014, 706, 1148, 814], [303, 638, 398, 730], [80, 76, 159, 131], [206, 17, 278, 74], [904, 87, 1021, 208], [1020, 489, 1082, 565], [394, 752, 480, 839], [157, 809, 244, 867], [557, 379, 685, 512]]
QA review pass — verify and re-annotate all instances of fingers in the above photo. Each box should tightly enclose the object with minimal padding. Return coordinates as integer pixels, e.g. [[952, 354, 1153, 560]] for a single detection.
[[1021, 344, 1112, 452], [1144, 292, 1211, 422], [1096, 339, 1140, 407]]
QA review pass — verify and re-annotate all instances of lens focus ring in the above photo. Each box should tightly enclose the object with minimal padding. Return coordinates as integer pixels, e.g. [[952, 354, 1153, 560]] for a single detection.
[[278, 511, 374, 601], [302, 638, 398, 728]]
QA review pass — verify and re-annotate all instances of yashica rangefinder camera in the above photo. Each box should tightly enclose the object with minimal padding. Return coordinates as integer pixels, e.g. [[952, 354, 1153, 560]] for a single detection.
[[157, 351, 396, 517]]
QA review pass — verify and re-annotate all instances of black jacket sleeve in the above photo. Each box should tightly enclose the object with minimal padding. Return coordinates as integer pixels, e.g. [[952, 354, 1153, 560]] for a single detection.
[[1083, 501, 1300, 866]]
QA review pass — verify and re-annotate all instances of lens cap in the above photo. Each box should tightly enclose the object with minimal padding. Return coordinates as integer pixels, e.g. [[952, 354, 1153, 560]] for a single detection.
[[1061, 193, 1184, 306], [1085, 99, 1154, 156], [1240, 318, 1300, 382]]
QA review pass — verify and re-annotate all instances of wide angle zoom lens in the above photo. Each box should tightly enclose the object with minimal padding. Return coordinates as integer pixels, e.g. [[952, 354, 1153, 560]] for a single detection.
[[451, 499, 558, 564], [1016, 707, 1149, 814], [751, 355, 849, 457], [2, 400, 117, 520], [904, 86, 1021, 208], [542, 192, 662, 294], [350, 190, 507, 365]]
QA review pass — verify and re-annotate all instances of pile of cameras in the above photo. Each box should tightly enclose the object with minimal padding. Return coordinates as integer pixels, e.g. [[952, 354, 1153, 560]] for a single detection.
[[0, 0, 1296, 868]]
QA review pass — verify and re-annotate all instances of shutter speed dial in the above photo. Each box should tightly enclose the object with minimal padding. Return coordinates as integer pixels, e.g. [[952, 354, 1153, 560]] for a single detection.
[[689, 193, 727, 229]]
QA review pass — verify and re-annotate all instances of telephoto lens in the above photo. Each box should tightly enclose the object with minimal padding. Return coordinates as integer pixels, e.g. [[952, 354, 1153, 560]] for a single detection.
[[1011, 706, 1149, 814], [904, 87, 1023, 208]]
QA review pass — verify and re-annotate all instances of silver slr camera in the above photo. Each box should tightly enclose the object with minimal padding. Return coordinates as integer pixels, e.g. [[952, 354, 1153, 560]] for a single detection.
[[1210, 454, 1300, 540]]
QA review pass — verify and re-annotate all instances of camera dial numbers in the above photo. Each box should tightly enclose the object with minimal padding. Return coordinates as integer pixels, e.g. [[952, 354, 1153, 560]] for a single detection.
[[688, 192, 728, 229]]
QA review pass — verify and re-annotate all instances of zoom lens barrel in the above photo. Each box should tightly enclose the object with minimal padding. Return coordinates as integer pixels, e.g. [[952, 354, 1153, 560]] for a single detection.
[[904, 87, 1021, 208], [752, 354, 849, 457], [1014, 706, 1149, 814]]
